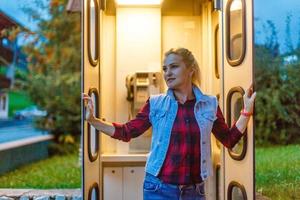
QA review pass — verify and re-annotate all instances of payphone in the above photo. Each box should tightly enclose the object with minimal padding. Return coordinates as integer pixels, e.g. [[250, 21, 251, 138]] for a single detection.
[[125, 72, 163, 153]]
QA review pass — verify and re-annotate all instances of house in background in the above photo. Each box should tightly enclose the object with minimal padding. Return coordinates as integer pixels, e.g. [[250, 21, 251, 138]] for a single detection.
[[0, 9, 27, 119]]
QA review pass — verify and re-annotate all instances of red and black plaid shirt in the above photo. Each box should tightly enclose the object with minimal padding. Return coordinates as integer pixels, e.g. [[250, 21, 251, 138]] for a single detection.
[[112, 98, 243, 185]]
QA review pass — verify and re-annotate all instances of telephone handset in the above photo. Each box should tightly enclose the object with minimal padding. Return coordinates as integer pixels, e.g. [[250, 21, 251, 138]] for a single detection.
[[126, 75, 134, 101]]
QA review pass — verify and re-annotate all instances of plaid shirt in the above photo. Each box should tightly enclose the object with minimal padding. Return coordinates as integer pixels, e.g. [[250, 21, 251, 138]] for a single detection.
[[112, 98, 243, 185]]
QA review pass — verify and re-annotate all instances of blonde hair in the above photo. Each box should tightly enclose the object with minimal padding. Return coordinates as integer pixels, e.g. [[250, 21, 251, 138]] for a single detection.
[[164, 48, 201, 87]]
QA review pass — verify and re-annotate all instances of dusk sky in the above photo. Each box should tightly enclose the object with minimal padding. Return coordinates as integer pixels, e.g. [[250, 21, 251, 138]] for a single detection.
[[254, 0, 300, 53], [0, 0, 300, 53], [0, 0, 49, 31]]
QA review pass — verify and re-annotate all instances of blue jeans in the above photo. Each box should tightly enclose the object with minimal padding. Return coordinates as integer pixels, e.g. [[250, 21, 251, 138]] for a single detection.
[[143, 173, 206, 200]]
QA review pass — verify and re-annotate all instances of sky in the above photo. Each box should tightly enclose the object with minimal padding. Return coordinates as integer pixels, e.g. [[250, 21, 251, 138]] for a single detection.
[[254, 0, 300, 53], [0, 0, 49, 31], [0, 0, 300, 53]]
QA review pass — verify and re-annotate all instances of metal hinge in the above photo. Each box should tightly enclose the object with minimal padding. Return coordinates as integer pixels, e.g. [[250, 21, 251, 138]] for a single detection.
[[213, 0, 222, 11]]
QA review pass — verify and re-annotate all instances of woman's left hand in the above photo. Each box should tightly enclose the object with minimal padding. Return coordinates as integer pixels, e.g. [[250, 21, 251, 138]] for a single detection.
[[243, 84, 256, 113]]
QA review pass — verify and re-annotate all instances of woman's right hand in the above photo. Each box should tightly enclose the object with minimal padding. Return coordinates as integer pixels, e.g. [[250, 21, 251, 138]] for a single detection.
[[82, 93, 95, 122]]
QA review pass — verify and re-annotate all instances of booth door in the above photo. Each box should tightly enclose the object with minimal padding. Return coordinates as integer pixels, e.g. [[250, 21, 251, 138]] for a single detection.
[[82, 0, 102, 199], [222, 0, 255, 199]]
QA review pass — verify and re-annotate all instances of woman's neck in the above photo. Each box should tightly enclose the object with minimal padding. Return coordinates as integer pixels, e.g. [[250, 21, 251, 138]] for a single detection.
[[173, 85, 195, 104]]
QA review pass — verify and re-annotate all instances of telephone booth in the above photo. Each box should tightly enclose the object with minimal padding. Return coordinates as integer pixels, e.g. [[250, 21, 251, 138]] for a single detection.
[[80, 0, 254, 199]]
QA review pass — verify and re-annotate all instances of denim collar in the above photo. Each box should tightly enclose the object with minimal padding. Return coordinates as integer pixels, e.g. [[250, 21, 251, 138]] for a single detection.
[[166, 85, 210, 103]]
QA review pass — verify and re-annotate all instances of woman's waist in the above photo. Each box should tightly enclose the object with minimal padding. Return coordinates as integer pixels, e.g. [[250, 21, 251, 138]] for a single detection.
[[145, 172, 204, 188]]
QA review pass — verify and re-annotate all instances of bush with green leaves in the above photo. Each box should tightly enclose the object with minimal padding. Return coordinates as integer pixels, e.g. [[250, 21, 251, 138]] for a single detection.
[[21, 0, 81, 150]]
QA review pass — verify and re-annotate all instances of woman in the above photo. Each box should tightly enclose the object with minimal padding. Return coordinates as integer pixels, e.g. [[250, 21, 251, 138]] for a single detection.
[[82, 48, 256, 200]]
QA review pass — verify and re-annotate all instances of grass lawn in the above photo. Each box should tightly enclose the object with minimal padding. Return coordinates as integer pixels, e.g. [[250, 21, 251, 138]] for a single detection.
[[0, 144, 299, 195], [256, 144, 300, 199], [0, 153, 81, 189]]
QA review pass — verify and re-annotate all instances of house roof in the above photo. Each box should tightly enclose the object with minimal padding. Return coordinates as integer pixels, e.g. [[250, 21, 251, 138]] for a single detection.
[[0, 9, 23, 31], [0, 10, 18, 67]]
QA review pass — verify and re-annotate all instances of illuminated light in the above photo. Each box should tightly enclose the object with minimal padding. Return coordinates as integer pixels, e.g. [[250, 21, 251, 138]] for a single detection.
[[230, 0, 242, 11], [115, 0, 163, 6], [90, 0, 95, 8]]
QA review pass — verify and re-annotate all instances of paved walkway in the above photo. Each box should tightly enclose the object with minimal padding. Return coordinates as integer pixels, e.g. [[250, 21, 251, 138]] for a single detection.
[[0, 189, 272, 200], [0, 119, 48, 144], [0, 189, 81, 200]]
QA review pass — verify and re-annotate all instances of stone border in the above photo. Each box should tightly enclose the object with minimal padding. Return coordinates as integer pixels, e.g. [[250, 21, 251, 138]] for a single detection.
[[0, 189, 271, 200], [0, 189, 81, 200]]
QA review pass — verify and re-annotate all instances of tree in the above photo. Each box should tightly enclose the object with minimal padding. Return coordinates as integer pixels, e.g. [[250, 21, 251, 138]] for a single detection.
[[262, 20, 280, 57], [255, 19, 300, 145], [284, 13, 294, 53], [21, 0, 81, 149]]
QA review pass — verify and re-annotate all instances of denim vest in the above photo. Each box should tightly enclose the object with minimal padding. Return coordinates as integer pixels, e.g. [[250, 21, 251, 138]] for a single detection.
[[145, 85, 218, 181]]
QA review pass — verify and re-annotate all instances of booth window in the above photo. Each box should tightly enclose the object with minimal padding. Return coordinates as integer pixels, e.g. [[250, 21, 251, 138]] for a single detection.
[[214, 24, 220, 79], [226, 0, 246, 66], [88, 182, 100, 200], [87, 88, 100, 162], [216, 164, 221, 200], [88, 0, 100, 66], [215, 94, 222, 149], [226, 87, 247, 160], [227, 181, 248, 200]]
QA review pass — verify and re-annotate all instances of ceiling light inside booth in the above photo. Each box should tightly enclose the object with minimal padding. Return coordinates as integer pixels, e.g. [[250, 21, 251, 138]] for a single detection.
[[115, 0, 163, 6]]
